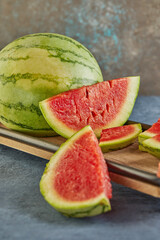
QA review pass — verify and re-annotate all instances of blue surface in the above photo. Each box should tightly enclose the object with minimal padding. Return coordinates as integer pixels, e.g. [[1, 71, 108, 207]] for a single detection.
[[0, 0, 160, 95], [1, 96, 160, 240]]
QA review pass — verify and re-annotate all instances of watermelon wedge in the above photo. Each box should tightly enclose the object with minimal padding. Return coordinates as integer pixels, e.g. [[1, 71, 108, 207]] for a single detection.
[[40, 126, 112, 218], [40, 76, 140, 138], [139, 135, 160, 159], [138, 118, 160, 144], [99, 124, 142, 153]]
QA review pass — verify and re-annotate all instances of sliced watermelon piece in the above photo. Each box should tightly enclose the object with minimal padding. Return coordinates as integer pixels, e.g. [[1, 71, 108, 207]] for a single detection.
[[138, 118, 160, 143], [139, 135, 160, 159], [40, 126, 112, 218], [99, 124, 142, 153], [40, 76, 140, 138]]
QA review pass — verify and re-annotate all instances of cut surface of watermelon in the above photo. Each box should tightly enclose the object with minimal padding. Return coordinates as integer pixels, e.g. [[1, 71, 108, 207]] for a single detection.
[[139, 135, 160, 159], [99, 124, 142, 152], [40, 126, 112, 217], [40, 76, 140, 138], [138, 118, 160, 143]]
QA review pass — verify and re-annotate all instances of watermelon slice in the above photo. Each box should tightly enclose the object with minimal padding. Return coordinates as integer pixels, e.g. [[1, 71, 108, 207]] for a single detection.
[[139, 135, 160, 159], [138, 118, 160, 144], [40, 125, 112, 218], [99, 124, 142, 153], [40, 76, 140, 138]]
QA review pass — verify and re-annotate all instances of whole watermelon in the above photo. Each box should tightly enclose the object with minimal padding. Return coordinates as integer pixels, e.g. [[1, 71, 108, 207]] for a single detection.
[[0, 33, 103, 136]]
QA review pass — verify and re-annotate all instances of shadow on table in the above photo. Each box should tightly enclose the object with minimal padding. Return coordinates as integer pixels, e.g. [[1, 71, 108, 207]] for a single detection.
[[2, 145, 160, 226], [15, 179, 160, 226]]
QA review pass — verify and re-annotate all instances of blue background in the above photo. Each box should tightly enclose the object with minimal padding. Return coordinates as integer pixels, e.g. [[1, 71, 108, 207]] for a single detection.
[[0, 0, 159, 95]]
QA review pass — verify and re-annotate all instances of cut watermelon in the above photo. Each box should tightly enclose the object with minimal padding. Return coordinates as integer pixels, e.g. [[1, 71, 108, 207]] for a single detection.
[[139, 135, 160, 159], [99, 124, 142, 153], [40, 126, 112, 218], [40, 76, 140, 138], [138, 118, 160, 144]]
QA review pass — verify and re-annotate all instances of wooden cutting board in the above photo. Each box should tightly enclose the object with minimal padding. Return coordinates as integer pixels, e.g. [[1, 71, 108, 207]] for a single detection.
[[1, 122, 160, 198]]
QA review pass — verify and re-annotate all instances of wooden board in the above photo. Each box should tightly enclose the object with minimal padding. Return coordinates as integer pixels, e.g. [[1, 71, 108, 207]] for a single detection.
[[1, 122, 160, 198], [104, 141, 159, 175]]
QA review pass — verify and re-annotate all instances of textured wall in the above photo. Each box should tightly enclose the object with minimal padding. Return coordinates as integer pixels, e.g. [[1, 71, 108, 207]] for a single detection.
[[0, 0, 159, 95]]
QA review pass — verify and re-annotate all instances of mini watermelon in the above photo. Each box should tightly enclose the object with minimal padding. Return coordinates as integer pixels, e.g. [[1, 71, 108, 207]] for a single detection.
[[40, 76, 140, 138], [139, 135, 160, 159], [0, 33, 103, 136], [99, 124, 142, 153], [40, 125, 112, 218], [138, 118, 160, 144]]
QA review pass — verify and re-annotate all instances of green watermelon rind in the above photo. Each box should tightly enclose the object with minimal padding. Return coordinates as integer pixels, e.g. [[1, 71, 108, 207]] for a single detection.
[[139, 144, 147, 152], [138, 131, 156, 144], [57, 203, 110, 218], [40, 125, 111, 217], [0, 121, 57, 137], [99, 124, 142, 153], [139, 138, 160, 158], [39, 76, 140, 139], [11, 128, 56, 137], [0, 33, 103, 136]]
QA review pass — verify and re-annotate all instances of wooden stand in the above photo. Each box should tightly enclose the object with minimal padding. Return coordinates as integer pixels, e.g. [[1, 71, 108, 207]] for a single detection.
[[1, 123, 160, 198]]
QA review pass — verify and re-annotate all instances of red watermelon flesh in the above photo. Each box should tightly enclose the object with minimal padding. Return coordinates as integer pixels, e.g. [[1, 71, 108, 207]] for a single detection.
[[100, 125, 135, 142], [145, 119, 160, 134], [139, 118, 160, 143], [40, 126, 112, 217], [99, 124, 142, 153], [54, 129, 112, 201], [40, 76, 140, 138], [48, 79, 127, 131], [154, 135, 160, 141]]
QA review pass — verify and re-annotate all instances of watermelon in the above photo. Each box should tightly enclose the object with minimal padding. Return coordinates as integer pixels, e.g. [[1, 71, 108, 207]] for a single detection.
[[40, 125, 112, 218], [139, 135, 160, 159], [99, 124, 142, 153], [40, 76, 140, 138], [0, 33, 103, 136], [138, 118, 160, 144]]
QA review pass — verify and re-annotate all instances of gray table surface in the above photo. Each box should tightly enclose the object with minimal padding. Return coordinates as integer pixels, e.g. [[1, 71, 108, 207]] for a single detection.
[[1, 96, 160, 240]]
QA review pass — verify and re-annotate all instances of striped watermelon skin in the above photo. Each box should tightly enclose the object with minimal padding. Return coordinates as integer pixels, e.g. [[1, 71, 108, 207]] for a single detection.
[[0, 33, 103, 136]]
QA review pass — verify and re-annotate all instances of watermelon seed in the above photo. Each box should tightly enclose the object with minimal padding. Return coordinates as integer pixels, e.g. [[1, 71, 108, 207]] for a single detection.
[[106, 104, 110, 113], [101, 110, 106, 118], [91, 111, 97, 118], [85, 89, 89, 99]]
